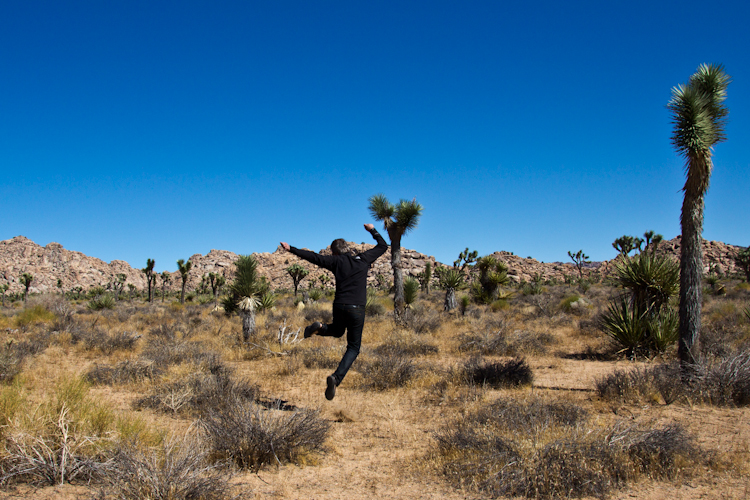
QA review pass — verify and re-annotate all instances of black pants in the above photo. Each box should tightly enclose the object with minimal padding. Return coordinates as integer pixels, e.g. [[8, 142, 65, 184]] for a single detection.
[[318, 303, 366, 385]]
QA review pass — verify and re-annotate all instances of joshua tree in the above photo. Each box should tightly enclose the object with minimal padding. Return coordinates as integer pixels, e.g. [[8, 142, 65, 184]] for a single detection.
[[368, 194, 423, 324], [222, 255, 266, 341], [454, 248, 478, 271], [440, 268, 464, 312], [160, 271, 171, 302], [470, 256, 509, 304], [643, 230, 664, 254], [112, 273, 126, 301], [20, 273, 33, 304], [286, 263, 309, 297], [177, 259, 192, 305], [668, 63, 730, 366], [57, 279, 63, 294], [141, 258, 155, 302], [567, 250, 590, 279], [419, 262, 433, 293], [207, 272, 225, 303], [612, 236, 638, 257], [0, 283, 8, 307]]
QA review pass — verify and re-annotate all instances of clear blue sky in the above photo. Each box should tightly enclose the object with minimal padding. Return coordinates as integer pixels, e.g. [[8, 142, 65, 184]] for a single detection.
[[2, 1, 748, 272]]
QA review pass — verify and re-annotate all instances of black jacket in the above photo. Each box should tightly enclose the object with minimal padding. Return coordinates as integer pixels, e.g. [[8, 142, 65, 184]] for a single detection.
[[289, 229, 388, 306]]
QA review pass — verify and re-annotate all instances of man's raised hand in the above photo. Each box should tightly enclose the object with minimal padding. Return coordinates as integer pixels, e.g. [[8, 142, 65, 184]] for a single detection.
[[280, 242, 290, 251], [364, 224, 375, 231]]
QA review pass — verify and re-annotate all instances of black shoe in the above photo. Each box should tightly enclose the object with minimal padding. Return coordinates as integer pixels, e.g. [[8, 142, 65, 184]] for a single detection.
[[325, 375, 337, 400], [304, 322, 323, 339]]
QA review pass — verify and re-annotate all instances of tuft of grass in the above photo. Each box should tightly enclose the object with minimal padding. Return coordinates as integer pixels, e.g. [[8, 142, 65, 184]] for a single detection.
[[13, 305, 56, 328], [200, 398, 330, 472]]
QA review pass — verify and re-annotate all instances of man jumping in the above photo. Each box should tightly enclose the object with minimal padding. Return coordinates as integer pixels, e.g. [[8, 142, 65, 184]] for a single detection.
[[280, 223, 388, 400]]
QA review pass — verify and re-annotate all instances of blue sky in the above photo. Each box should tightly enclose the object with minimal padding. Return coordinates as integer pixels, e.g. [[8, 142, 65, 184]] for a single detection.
[[2, 1, 748, 272]]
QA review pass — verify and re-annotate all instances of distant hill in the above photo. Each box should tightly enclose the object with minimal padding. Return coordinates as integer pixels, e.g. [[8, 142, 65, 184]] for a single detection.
[[0, 235, 743, 295]]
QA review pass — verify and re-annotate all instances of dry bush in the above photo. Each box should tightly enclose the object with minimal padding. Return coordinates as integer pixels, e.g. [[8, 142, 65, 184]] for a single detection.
[[303, 306, 333, 325], [458, 329, 555, 356], [596, 353, 750, 407], [291, 345, 343, 370], [463, 356, 533, 388], [134, 370, 259, 416], [433, 395, 706, 499], [373, 330, 439, 358], [72, 328, 141, 355], [357, 351, 418, 391], [106, 433, 231, 500], [86, 359, 163, 386], [200, 399, 330, 472], [403, 304, 442, 334]]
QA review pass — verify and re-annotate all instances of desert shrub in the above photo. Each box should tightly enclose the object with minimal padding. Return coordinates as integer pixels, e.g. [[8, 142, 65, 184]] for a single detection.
[[0, 344, 25, 383], [596, 354, 750, 407], [303, 306, 332, 324], [458, 329, 555, 356], [404, 277, 420, 306], [73, 328, 141, 355], [358, 351, 417, 391], [86, 360, 163, 386], [134, 371, 259, 416], [595, 364, 683, 404], [433, 396, 705, 499], [403, 304, 441, 334], [107, 434, 230, 500], [463, 357, 533, 388], [200, 399, 329, 471], [88, 294, 115, 311], [291, 345, 342, 370], [13, 304, 56, 328], [373, 335, 438, 358]]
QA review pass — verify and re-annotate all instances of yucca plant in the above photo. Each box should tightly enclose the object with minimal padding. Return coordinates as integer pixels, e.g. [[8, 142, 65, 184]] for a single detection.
[[646, 307, 679, 352], [470, 256, 509, 305], [439, 268, 463, 312], [222, 256, 267, 341], [403, 277, 420, 307], [600, 298, 647, 357]]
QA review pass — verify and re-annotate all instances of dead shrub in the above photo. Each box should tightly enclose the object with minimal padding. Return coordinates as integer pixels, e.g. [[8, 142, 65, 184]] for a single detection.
[[458, 329, 555, 356], [291, 345, 343, 370], [358, 351, 417, 391], [86, 360, 162, 386], [403, 305, 442, 334], [200, 399, 330, 472], [107, 433, 230, 500], [463, 356, 533, 388], [373, 335, 438, 358]]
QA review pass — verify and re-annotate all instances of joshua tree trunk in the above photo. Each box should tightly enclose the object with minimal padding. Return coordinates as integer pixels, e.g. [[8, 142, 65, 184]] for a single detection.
[[444, 287, 457, 312], [241, 310, 255, 342], [388, 231, 406, 325], [678, 191, 704, 365]]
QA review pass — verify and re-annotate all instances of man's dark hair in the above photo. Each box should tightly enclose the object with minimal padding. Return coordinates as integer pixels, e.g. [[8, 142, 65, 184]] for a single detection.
[[331, 239, 350, 256]]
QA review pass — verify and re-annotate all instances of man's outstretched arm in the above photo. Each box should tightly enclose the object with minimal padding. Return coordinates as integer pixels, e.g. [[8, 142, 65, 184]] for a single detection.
[[280, 240, 335, 270], [361, 223, 388, 263]]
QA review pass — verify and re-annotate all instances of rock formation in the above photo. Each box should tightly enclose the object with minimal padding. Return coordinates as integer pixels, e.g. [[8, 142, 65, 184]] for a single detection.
[[0, 235, 743, 295]]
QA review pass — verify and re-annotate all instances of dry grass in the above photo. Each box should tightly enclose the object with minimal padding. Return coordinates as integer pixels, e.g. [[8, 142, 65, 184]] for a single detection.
[[0, 287, 748, 499]]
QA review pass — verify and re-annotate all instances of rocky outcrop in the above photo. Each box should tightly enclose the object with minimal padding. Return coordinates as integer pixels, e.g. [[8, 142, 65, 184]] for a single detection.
[[0, 235, 744, 295], [0, 236, 148, 294]]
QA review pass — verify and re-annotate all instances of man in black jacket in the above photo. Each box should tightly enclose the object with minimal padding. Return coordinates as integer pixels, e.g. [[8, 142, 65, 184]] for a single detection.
[[280, 224, 388, 400]]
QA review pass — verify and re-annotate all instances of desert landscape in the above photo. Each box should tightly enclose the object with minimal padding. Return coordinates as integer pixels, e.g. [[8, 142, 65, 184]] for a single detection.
[[0, 235, 748, 499]]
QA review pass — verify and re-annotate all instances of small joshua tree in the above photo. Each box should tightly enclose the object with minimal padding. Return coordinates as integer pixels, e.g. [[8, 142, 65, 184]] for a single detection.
[[142, 259, 155, 302], [177, 259, 192, 305], [20, 273, 33, 304], [643, 230, 664, 254], [567, 250, 590, 279], [454, 248, 478, 271], [440, 268, 464, 312], [612, 236, 638, 257], [223, 255, 266, 342], [286, 264, 309, 297], [419, 262, 433, 293], [470, 256, 509, 304], [112, 273, 126, 301], [0, 283, 9, 307]]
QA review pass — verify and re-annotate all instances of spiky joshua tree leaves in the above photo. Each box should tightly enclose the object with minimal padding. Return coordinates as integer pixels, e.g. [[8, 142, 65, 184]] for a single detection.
[[223, 255, 268, 342], [368, 194, 423, 325], [668, 63, 730, 366], [177, 259, 192, 305]]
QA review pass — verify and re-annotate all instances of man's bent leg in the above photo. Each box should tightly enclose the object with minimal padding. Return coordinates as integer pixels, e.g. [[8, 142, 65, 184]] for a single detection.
[[331, 306, 365, 385], [316, 304, 347, 339]]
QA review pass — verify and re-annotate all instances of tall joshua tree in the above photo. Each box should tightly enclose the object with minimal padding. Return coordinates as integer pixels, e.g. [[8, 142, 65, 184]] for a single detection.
[[668, 63, 730, 365], [20, 273, 33, 304], [368, 194, 423, 325], [177, 259, 192, 304], [142, 258, 155, 302], [160, 271, 171, 302]]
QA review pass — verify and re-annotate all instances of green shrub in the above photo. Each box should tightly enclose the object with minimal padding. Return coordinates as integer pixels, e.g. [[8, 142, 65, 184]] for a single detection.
[[13, 305, 56, 328], [404, 277, 420, 306], [88, 294, 115, 311]]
